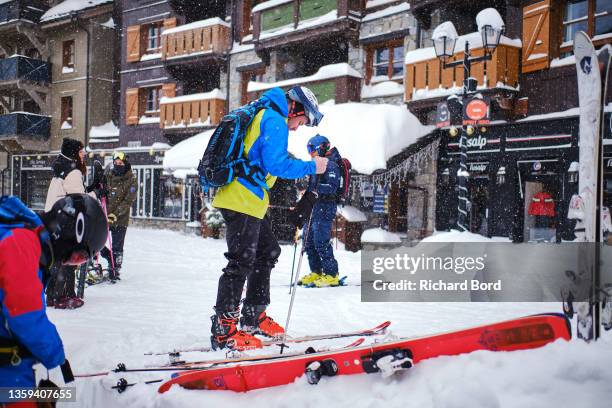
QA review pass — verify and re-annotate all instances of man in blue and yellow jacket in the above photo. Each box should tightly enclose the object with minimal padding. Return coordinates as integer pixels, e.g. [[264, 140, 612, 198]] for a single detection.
[[211, 86, 328, 350]]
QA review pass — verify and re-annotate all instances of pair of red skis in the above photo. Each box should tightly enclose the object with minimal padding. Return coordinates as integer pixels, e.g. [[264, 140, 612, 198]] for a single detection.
[[157, 313, 570, 393]]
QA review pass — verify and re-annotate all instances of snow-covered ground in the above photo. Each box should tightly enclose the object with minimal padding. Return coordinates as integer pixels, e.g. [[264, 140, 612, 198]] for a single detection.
[[45, 228, 612, 408]]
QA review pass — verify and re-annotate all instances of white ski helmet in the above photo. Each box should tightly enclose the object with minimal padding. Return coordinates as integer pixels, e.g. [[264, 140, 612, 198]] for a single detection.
[[286, 86, 323, 127]]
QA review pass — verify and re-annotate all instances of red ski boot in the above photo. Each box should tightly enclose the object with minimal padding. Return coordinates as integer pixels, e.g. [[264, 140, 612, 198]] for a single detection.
[[240, 305, 285, 338], [210, 308, 262, 351]]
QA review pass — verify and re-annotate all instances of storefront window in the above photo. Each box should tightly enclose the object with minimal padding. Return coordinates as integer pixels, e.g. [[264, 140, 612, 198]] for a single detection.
[[160, 176, 184, 218], [24, 171, 52, 212]]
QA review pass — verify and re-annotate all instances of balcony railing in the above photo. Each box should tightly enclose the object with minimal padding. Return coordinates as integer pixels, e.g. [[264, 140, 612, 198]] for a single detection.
[[0, 0, 48, 25], [247, 63, 361, 104], [161, 18, 231, 61], [0, 56, 49, 83], [0, 112, 50, 140], [404, 33, 521, 102], [159, 90, 226, 129], [253, 0, 361, 42]]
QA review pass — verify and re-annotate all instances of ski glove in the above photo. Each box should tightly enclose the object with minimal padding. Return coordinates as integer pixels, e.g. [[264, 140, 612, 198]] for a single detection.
[[289, 191, 317, 228]]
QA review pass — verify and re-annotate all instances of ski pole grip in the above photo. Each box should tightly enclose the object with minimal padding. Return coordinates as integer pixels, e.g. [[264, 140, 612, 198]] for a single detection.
[[61, 359, 75, 383]]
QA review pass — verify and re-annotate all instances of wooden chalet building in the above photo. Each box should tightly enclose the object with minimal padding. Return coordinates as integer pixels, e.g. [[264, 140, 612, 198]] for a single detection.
[[405, 0, 611, 242]]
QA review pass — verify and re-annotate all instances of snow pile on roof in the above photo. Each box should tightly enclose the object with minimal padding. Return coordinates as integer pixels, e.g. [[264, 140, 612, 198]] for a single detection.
[[366, 0, 401, 9], [40, 0, 113, 22], [88, 121, 119, 143], [406, 32, 521, 65], [337, 206, 367, 222], [361, 227, 402, 243], [288, 102, 433, 174], [476, 8, 505, 31], [163, 129, 214, 171], [362, 2, 410, 22], [248, 63, 361, 93], [160, 89, 225, 104], [252, 0, 293, 13], [162, 18, 229, 36], [421, 230, 510, 243], [361, 81, 404, 99], [164, 102, 433, 175]]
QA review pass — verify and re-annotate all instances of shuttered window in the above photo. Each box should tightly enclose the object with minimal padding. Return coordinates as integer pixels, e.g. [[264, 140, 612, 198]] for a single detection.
[[522, 0, 551, 73], [126, 25, 142, 62], [125, 88, 140, 125]]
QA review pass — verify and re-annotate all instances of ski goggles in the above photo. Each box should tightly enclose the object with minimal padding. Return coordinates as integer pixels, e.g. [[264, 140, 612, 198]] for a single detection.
[[113, 151, 126, 161]]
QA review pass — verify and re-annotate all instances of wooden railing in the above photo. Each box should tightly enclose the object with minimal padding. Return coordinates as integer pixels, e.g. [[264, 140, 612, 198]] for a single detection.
[[161, 18, 231, 60], [404, 43, 521, 102], [159, 92, 226, 129]]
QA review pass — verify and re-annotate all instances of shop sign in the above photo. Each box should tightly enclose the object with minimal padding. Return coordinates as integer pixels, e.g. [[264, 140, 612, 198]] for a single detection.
[[466, 135, 488, 149], [463, 98, 490, 126], [605, 157, 612, 169], [436, 102, 450, 128], [21, 156, 53, 169], [468, 162, 488, 173]]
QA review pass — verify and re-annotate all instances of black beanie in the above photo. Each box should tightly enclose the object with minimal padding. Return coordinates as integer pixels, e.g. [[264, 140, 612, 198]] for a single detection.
[[61, 138, 84, 160]]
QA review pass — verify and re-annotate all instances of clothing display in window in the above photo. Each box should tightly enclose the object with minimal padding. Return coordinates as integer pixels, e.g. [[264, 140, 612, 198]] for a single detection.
[[528, 191, 555, 217]]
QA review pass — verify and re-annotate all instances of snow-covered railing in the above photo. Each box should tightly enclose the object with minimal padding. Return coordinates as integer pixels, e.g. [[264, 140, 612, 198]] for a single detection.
[[159, 90, 226, 130], [161, 18, 231, 61], [404, 32, 521, 102], [247, 63, 361, 104], [252, 0, 360, 42]]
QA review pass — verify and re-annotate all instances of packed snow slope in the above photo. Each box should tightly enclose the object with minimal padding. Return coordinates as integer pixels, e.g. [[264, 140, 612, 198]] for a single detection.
[[45, 228, 611, 408]]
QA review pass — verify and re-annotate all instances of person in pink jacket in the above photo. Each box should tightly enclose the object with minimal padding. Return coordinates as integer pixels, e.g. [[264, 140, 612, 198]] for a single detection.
[[44, 138, 93, 309]]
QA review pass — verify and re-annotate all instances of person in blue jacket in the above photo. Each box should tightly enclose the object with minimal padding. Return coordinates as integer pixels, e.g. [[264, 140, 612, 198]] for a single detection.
[[298, 135, 342, 287], [211, 86, 329, 350], [0, 194, 107, 389]]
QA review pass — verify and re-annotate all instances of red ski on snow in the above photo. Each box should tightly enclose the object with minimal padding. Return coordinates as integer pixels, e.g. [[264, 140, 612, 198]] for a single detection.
[[158, 313, 570, 393]]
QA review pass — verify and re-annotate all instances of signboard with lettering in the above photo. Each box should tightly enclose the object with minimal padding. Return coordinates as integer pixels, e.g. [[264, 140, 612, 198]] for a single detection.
[[468, 162, 489, 174], [436, 102, 450, 128], [463, 98, 490, 126]]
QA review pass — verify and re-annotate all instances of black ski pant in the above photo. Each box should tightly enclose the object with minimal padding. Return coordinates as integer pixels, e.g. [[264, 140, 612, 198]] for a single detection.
[[46, 264, 77, 300], [101, 225, 128, 277], [215, 209, 281, 312]]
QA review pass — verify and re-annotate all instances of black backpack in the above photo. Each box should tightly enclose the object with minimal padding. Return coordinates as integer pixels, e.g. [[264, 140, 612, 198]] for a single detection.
[[197, 98, 275, 193], [329, 147, 352, 204]]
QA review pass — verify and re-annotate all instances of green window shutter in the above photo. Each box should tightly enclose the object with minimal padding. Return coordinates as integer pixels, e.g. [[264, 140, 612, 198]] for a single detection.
[[261, 3, 295, 31], [299, 0, 337, 21]]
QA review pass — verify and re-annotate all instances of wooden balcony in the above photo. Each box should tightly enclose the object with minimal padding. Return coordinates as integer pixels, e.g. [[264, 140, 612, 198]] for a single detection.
[[159, 90, 226, 130], [0, 112, 50, 152], [161, 18, 231, 64], [247, 63, 361, 104], [404, 38, 521, 103], [252, 0, 361, 50]]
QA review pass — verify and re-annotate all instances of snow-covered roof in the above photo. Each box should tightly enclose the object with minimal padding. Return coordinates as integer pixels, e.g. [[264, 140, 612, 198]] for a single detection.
[[248, 63, 361, 93], [160, 89, 226, 104], [337, 206, 367, 222], [361, 81, 404, 99], [40, 0, 113, 22], [163, 101, 433, 176], [89, 121, 119, 139], [362, 3, 410, 22], [366, 0, 401, 9], [405, 32, 522, 65], [259, 10, 338, 40], [288, 102, 433, 174], [252, 0, 293, 13], [361, 228, 402, 243], [476, 8, 505, 31], [162, 18, 230, 36]]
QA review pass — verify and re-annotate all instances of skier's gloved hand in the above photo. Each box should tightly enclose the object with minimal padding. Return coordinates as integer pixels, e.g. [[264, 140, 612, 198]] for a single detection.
[[108, 213, 117, 224], [289, 191, 316, 228], [314, 157, 329, 174]]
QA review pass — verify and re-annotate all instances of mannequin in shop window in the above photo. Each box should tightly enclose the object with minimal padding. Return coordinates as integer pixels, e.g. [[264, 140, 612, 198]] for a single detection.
[[528, 191, 556, 241]]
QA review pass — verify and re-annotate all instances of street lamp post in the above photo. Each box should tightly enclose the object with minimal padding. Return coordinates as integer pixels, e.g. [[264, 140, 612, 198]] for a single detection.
[[433, 21, 503, 231]]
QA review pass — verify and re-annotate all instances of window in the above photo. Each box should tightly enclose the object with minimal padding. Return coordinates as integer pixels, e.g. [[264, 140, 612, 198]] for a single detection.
[[146, 22, 163, 52], [144, 86, 162, 116], [61, 96, 73, 130], [368, 42, 404, 83], [62, 40, 75, 72], [240, 68, 265, 104], [563, 0, 612, 44]]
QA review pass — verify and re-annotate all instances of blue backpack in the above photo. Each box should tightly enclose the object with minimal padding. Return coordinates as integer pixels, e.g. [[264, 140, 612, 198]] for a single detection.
[[198, 98, 278, 193], [0, 196, 42, 240]]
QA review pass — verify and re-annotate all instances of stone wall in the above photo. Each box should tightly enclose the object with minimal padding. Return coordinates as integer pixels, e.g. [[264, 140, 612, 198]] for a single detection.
[[227, 48, 263, 111]]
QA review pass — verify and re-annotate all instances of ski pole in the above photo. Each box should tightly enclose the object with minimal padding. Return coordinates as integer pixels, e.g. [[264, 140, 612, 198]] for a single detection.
[[281, 211, 315, 354], [288, 229, 298, 294]]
